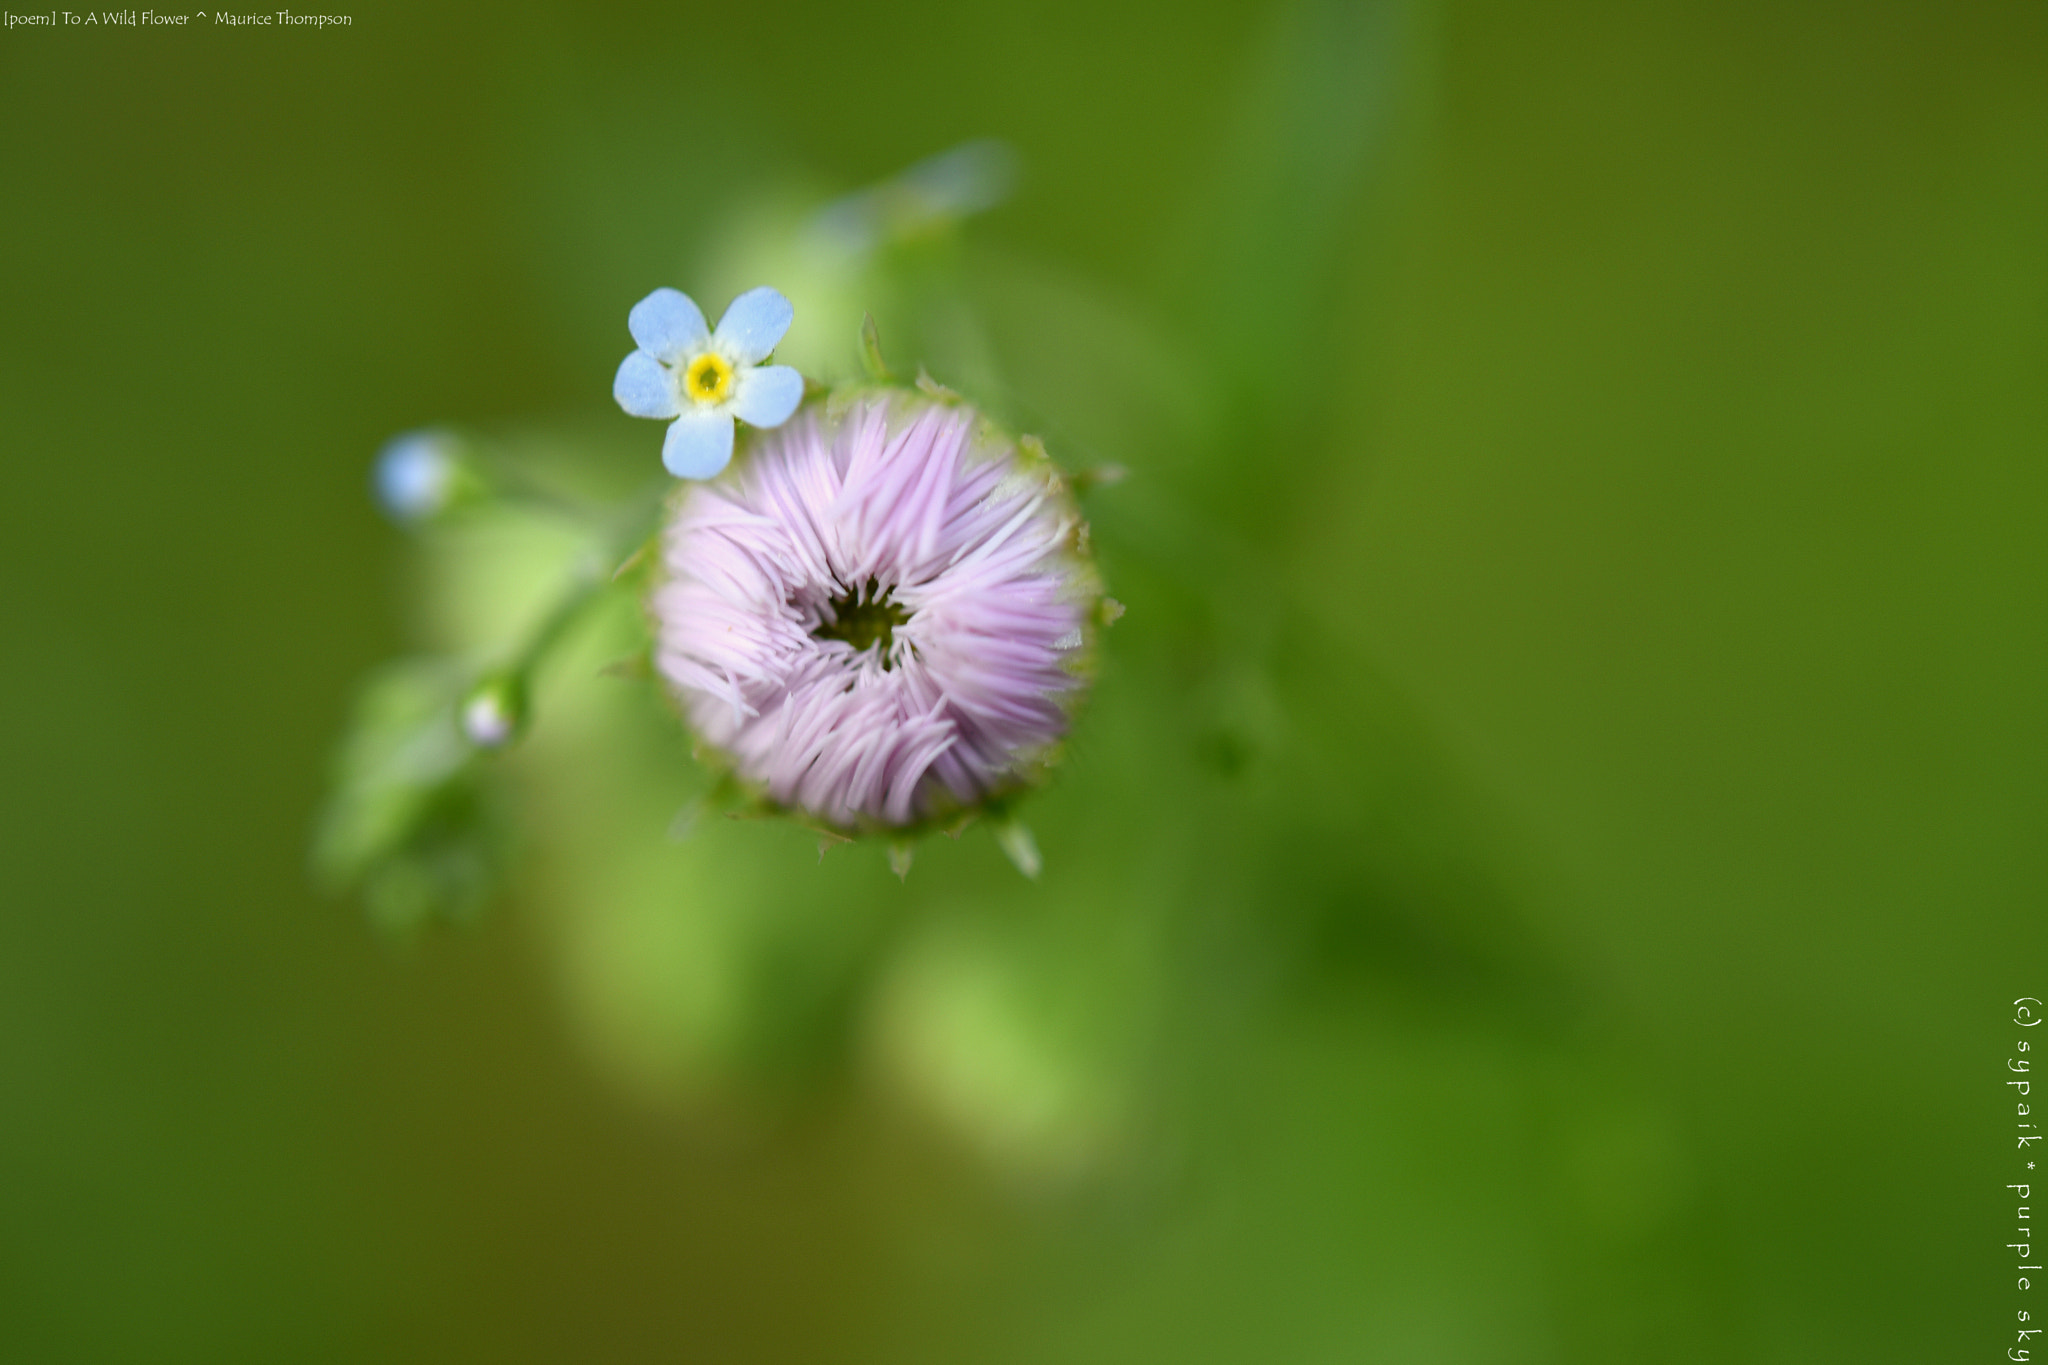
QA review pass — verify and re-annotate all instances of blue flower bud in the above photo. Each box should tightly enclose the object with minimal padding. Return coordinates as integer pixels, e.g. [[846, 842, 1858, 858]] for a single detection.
[[373, 430, 461, 525]]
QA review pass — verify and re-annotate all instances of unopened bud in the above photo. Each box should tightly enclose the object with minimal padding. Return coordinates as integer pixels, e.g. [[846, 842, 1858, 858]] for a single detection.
[[460, 675, 526, 749], [373, 430, 463, 525]]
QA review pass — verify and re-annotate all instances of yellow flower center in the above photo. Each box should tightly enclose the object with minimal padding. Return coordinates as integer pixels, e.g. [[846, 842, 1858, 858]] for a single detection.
[[683, 352, 734, 405]]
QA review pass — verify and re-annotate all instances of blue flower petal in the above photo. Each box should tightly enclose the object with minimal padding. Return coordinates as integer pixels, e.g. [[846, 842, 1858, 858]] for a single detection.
[[663, 407, 735, 479], [628, 288, 710, 364], [613, 350, 680, 419], [712, 286, 794, 364], [731, 365, 804, 428]]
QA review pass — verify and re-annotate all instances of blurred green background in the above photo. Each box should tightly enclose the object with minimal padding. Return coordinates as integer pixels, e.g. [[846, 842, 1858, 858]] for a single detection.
[[2, 0, 2043, 1359]]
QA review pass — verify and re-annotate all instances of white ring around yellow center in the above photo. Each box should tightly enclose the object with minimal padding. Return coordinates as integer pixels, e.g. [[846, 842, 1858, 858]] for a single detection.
[[683, 352, 734, 406]]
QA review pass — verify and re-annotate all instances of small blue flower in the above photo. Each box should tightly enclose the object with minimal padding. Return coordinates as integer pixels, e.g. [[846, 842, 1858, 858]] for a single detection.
[[612, 286, 806, 479], [373, 429, 459, 524]]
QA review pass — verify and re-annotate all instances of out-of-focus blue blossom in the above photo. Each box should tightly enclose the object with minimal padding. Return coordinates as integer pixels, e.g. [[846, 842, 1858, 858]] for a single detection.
[[612, 286, 805, 480], [373, 429, 461, 524]]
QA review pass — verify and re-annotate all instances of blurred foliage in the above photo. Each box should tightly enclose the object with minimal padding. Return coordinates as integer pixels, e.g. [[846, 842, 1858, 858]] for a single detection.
[[312, 656, 500, 933], [1, 0, 2042, 1361]]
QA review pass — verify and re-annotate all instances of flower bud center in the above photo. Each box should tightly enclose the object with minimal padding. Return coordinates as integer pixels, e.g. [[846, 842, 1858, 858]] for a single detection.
[[683, 352, 734, 405], [812, 577, 911, 665]]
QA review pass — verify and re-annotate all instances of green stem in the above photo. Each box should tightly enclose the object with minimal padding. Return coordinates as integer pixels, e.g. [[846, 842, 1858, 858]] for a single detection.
[[501, 480, 667, 683]]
